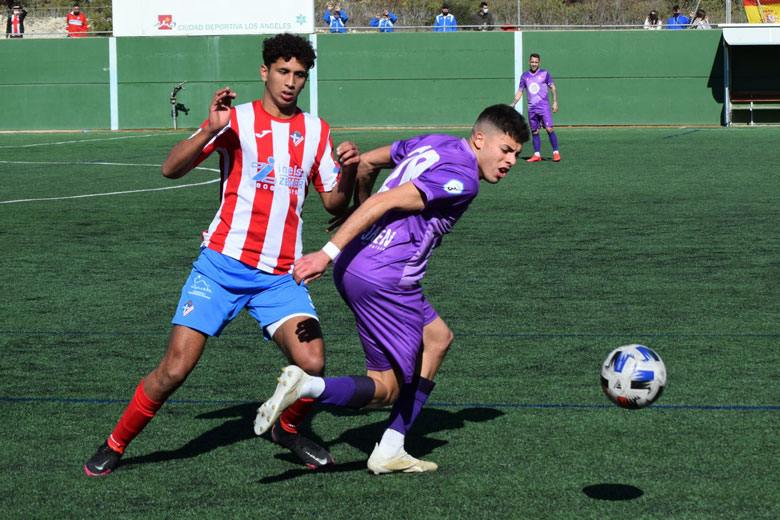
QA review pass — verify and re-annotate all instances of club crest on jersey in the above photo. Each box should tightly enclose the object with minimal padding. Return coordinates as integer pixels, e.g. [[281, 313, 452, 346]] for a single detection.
[[182, 301, 194, 316], [290, 131, 304, 147]]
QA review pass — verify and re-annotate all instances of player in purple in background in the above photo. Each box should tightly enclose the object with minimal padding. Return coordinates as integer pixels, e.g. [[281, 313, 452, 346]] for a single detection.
[[511, 53, 561, 162], [253, 105, 529, 474]]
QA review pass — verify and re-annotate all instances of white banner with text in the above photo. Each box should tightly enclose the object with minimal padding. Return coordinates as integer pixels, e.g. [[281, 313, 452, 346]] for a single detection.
[[112, 0, 314, 37]]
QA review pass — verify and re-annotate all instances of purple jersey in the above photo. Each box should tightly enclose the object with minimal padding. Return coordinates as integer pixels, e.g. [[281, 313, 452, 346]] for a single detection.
[[335, 134, 480, 289], [519, 69, 554, 111]]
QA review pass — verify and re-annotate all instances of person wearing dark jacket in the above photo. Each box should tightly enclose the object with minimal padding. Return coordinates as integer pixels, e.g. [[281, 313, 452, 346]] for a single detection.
[[473, 2, 494, 31]]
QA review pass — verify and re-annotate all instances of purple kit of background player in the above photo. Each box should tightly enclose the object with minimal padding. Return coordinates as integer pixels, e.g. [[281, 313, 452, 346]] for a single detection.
[[511, 53, 561, 162], [254, 104, 530, 475]]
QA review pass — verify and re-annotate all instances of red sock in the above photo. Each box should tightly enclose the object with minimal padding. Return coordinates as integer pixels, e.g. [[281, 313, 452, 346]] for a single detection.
[[279, 398, 314, 434], [107, 380, 163, 454]]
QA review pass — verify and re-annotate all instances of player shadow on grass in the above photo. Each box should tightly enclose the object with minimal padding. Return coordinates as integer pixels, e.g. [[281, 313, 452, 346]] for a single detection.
[[258, 405, 504, 483], [117, 403, 503, 479], [118, 403, 260, 471]]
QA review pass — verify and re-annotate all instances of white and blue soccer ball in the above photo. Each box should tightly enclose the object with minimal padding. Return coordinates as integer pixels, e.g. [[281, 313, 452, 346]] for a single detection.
[[601, 344, 666, 409]]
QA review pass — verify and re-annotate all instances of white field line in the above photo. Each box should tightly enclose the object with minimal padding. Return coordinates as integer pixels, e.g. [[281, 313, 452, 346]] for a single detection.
[[0, 133, 177, 149], [0, 161, 219, 204]]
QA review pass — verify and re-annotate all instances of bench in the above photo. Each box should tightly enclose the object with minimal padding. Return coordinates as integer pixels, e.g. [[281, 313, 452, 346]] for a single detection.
[[730, 92, 780, 126]]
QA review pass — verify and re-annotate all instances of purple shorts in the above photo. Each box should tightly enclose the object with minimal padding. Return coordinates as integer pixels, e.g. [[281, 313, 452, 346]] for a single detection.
[[334, 270, 438, 383], [528, 107, 554, 132]]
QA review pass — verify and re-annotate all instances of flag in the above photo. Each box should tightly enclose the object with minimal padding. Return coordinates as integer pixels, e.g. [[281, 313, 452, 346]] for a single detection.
[[743, 0, 780, 23]]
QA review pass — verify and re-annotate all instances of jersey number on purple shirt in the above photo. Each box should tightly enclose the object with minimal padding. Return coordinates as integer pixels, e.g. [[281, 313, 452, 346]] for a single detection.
[[379, 146, 441, 193]]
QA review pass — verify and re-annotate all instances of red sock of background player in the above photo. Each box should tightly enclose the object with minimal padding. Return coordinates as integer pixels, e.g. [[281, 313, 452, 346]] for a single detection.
[[278, 398, 315, 434], [106, 380, 163, 454]]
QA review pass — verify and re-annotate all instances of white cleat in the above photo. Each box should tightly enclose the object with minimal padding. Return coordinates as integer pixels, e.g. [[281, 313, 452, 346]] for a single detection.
[[366, 443, 438, 475], [253, 365, 311, 436]]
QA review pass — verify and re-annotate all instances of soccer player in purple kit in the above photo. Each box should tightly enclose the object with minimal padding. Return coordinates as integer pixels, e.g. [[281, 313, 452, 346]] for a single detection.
[[511, 53, 560, 162], [253, 104, 529, 474]]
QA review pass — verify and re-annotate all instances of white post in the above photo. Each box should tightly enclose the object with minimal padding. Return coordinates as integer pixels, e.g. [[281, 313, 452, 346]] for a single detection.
[[309, 33, 318, 117], [723, 41, 731, 126], [108, 37, 118, 131], [726, 0, 732, 23], [517, 0, 521, 27], [513, 31, 523, 116]]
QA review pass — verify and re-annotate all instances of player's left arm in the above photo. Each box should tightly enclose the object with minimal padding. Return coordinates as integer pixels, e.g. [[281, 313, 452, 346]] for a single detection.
[[318, 141, 360, 216], [294, 182, 425, 285], [550, 83, 558, 113]]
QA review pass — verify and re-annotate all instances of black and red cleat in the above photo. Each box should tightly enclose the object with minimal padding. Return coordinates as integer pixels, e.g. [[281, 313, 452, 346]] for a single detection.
[[271, 420, 334, 469], [84, 441, 122, 476]]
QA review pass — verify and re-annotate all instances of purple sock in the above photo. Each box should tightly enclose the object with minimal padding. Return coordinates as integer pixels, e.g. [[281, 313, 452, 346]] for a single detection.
[[549, 131, 559, 151], [319, 376, 375, 409], [532, 133, 541, 154], [387, 377, 436, 435]]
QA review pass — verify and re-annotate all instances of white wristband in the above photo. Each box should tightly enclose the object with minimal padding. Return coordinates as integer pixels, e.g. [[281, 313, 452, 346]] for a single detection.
[[321, 241, 341, 261]]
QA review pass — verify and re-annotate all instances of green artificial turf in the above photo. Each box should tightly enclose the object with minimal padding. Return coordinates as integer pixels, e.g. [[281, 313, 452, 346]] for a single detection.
[[1, 127, 778, 518]]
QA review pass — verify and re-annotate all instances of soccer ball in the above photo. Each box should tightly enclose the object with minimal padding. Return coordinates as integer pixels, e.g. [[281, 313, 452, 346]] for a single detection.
[[600, 344, 666, 409]]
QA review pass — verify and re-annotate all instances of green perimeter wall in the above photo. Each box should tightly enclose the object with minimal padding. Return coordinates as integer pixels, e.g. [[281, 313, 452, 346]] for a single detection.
[[0, 31, 725, 131], [523, 31, 724, 126], [0, 38, 110, 130]]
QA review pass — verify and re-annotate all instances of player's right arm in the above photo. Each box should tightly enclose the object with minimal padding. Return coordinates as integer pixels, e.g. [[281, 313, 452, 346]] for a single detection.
[[355, 145, 394, 204], [510, 87, 524, 108], [161, 87, 236, 179], [294, 181, 425, 285]]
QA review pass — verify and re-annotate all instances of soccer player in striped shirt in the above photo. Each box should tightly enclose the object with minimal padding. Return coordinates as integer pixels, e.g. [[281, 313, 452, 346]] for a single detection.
[[85, 33, 359, 475]]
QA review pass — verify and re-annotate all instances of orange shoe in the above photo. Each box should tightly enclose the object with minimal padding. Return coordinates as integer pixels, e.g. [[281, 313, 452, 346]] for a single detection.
[[553, 151, 561, 162], [526, 154, 542, 163]]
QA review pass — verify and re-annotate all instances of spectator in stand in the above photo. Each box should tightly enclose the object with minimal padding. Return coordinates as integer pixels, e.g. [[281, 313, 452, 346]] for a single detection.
[[66, 4, 88, 37], [324, 4, 348, 33], [665, 5, 690, 29], [370, 9, 398, 32], [434, 4, 457, 32], [5, 4, 27, 39], [473, 2, 494, 31], [643, 10, 662, 30], [689, 9, 711, 29]]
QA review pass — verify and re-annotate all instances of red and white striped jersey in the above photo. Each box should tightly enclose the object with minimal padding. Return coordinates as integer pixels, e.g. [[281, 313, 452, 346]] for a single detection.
[[9, 13, 24, 35], [192, 100, 340, 275]]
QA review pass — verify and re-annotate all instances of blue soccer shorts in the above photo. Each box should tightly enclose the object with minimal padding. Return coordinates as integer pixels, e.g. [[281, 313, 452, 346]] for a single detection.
[[172, 248, 318, 339]]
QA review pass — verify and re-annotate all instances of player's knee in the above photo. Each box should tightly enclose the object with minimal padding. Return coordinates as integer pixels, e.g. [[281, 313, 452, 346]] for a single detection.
[[366, 374, 400, 407], [155, 362, 191, 392], [426, 326, 454, 358], [292, 350, 325, 376], [374, 386, 400, 407]]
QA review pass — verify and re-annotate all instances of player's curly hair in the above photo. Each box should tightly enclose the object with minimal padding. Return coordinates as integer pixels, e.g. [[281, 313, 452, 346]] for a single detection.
[[472, 104, 530, 144], [262, 33, 316, 71]]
